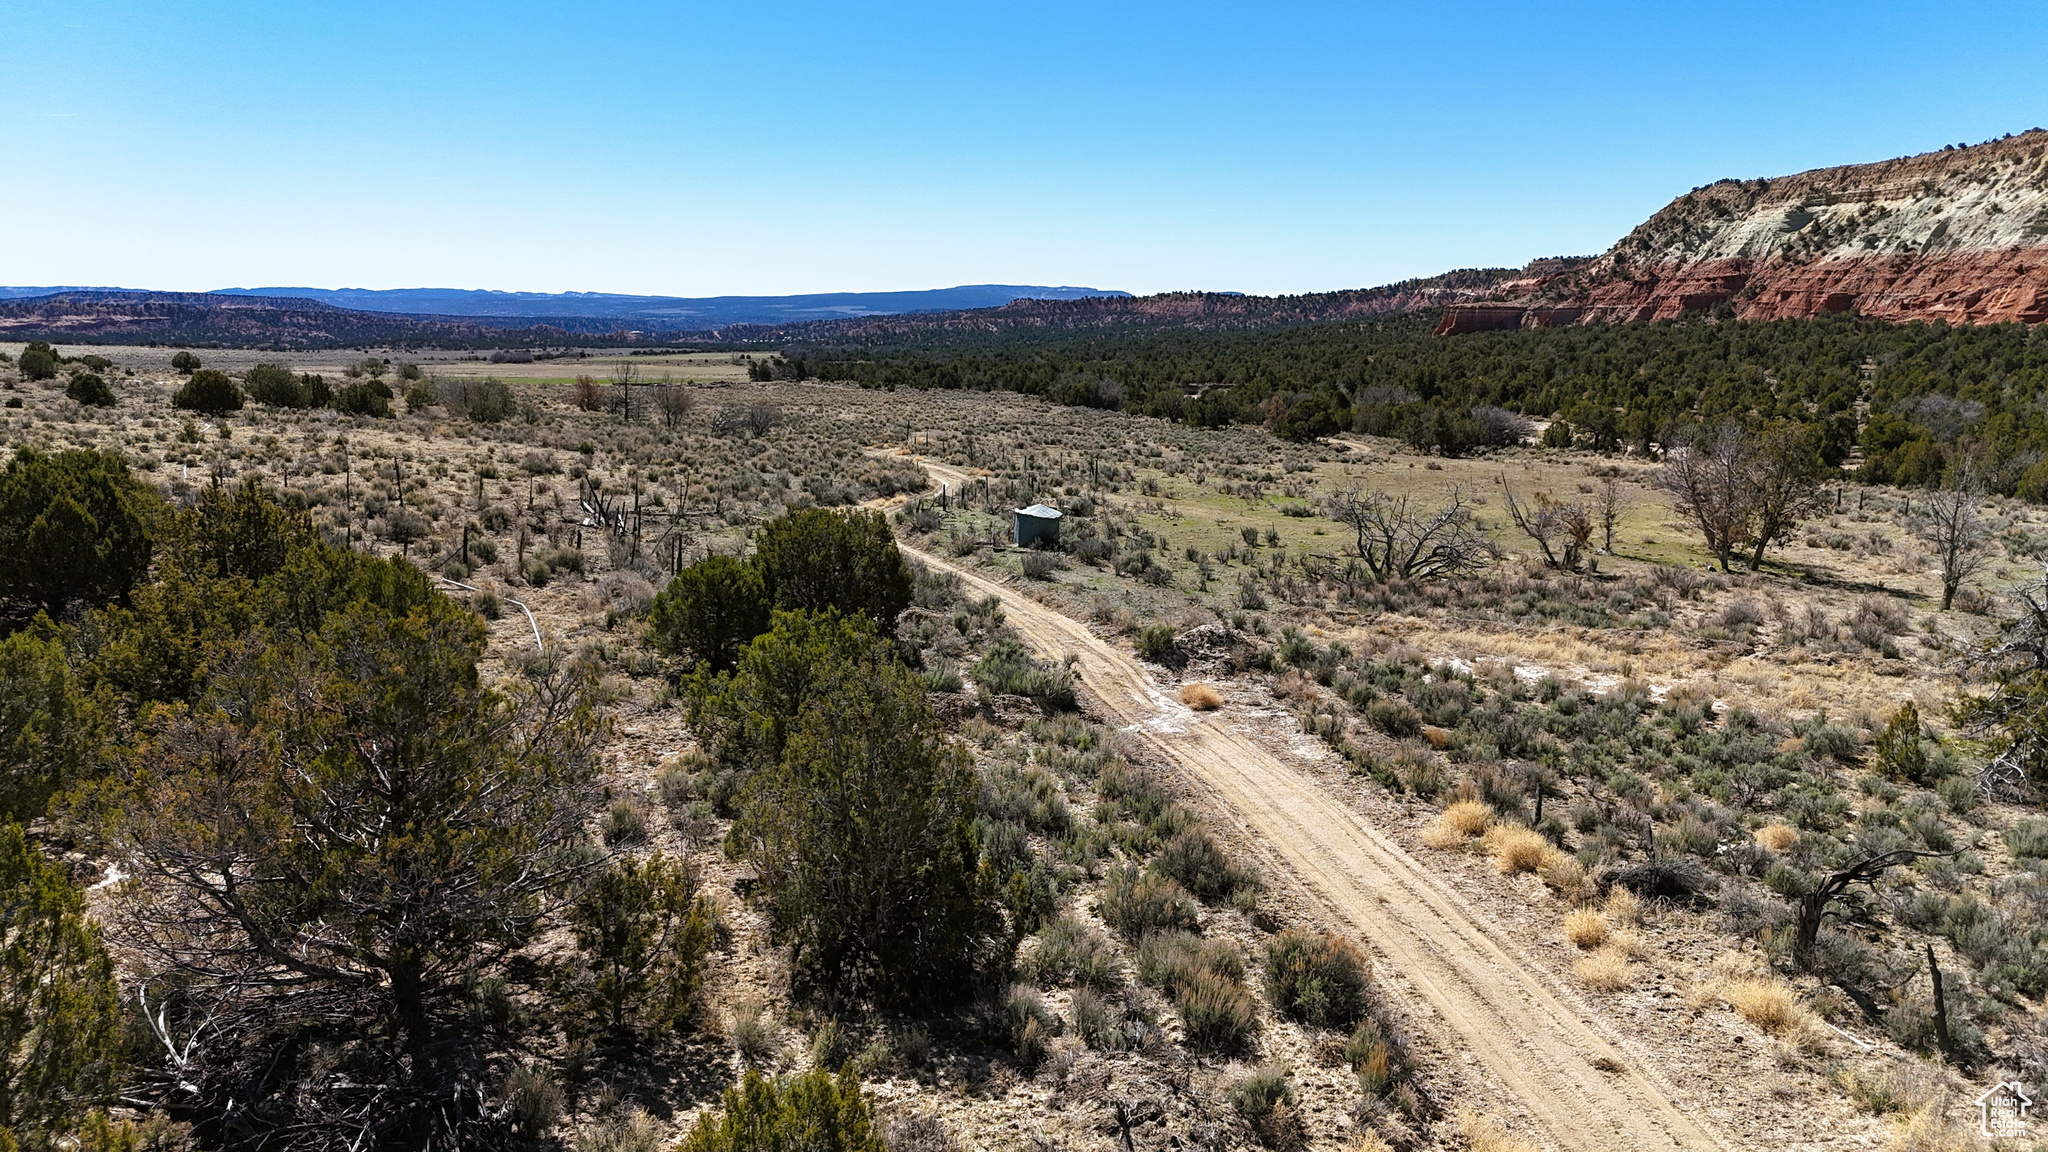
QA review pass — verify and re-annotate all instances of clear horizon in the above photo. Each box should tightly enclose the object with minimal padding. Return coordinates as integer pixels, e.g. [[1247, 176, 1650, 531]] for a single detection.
[[6, 0, 2045, 299]]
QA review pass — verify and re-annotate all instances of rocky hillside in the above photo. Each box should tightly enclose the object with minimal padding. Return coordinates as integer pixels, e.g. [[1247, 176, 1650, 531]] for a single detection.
[[713, 262, 1582, 347], [1439, 129, 2048, 333], [0, 291, 638, 348]]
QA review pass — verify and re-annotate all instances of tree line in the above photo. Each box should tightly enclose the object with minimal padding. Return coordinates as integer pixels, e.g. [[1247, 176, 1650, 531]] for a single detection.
[[750, 310, 2048, 497]]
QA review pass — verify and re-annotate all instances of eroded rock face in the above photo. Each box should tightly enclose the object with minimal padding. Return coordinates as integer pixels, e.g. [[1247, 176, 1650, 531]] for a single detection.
[[1438, 129, 2048, 333]]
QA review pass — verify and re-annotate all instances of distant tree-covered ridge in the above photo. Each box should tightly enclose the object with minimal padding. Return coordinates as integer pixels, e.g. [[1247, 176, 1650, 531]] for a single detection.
[[751, 311, 2048, 495]]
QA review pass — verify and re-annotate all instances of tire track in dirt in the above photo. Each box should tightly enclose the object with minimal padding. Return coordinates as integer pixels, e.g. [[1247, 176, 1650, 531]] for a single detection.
[[900, 540, 1732, 1152]]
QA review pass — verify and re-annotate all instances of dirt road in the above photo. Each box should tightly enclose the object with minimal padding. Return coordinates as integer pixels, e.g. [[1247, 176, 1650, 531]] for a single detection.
[[899, 533, 1732, 1151]]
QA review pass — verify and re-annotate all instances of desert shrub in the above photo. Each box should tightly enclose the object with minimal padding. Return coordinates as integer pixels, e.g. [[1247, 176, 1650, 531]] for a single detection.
[[443, 377, 516, 423], [1099, 865, 1199, 942], [1019, 551, 1060, 579], [920, 660, 963, 692], [18, 345, 58, 381], [334, 379, 394, 417], [726, 635, 1000, 1003], [1136, 931, 1245, 991], [569, 853, 715, 1037], [169, 349, 200, 373], [974, 640, 1077, 711], [1263, 930, 1371, 1030], [242, 362, 307, 407], [65, 372, 115, 407], [0, 824, 122, 1144], [1876, 701, 1931, 783], [496, 1064, 565, 1148], [728, 1002, 776, 1067], [601, 801, 650, 846], [1175, 967, 1260, 1056], [0, 629, 106, 821], [1152, 827, 1258, 902], [648, 555, 770, 672], [679, 1067, 884, 1152], [1133, 624, 1180, 665], [994, 985, 1058, 1070], [1023, 915, 1122, 989], [1365, 698, 1422, 738], [578, 1092, 661, 1152], [2008, 819, 2048, 859], [880, 1114, 956, 1152], [1181, 683, 1223, 710], [755, 508, 913, 627], [171, 368, 243, 415], [1228, 1064, 1304, 1149], [0, 447, 160, 619]]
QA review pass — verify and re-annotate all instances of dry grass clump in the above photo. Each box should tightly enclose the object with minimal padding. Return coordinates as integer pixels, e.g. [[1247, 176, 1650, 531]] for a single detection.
[[1537, 850, 1594, 903], [1563, 908, 1609, 949], [1573, 946, 1637, 991], [1481, 824, 1550, 874], [1722, 976, 1803, 1035], [1755, 822, 1800, 853], [1603, 885, 1642, 927], [1421, 800, 1494, 849], [1180, 683, 1223, 711], [1455, 1109, 1543, 1152], [1883, 1096, 1975, 1152], [1342, 1135, 1395, 1152]]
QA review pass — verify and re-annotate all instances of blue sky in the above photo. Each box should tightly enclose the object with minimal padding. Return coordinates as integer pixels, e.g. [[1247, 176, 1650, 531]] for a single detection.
[[5, 1, 2045, 297]]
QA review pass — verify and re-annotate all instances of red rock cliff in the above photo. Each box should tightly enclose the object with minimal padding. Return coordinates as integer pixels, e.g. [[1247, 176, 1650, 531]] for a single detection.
[[1438, 130, 2048, 333]]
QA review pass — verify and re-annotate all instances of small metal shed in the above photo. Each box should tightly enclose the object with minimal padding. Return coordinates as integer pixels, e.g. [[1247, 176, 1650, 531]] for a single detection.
[[1012, 503, 1063, 547]]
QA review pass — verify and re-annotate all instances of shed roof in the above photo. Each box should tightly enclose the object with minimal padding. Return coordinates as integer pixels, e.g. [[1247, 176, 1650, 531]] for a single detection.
[[1014, 504, 1062, 519]]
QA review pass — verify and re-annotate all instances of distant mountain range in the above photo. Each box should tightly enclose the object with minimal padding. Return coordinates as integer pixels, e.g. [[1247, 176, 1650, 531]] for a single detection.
[[0, 284, 1128, 330]]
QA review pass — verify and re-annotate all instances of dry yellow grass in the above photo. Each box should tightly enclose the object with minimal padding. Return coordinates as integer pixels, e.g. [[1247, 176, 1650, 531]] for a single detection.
[[1443, 799, 1494, 835], [1342, 1134, 1396, 1152], [1481, 824, 1550, 874], [1179, 683, 1223, 711], [1421, 800, 1494, 849], [1722, 977, 1803, 1034], [1883, 1097, 1974, 1152], [1603, 886, 1642, 927], [1420, 724, 1452, 749], [1537, 851, 1594, 903], [1573, 946, 1637, 991], [1563, 908, 1610, 949], [1455, 1109, 1544, 1152], [1755, 823, 1800, 853]]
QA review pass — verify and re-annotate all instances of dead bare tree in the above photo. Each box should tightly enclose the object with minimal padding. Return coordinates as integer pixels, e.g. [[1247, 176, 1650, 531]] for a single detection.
[[1922, 460, 1990, 611], [653, 374, 695, 429], [1660, 421, 1751, 572], [1794, 847, 1955, 959], [1594, 475, 1626, 552], [1326, 486, 1496, 582], [1501, 479, 1592, 570], [609, 361, 640, 423]]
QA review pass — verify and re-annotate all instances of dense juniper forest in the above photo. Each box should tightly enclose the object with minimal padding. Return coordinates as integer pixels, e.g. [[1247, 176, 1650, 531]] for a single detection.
[[752, 311, 2048, 495]]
